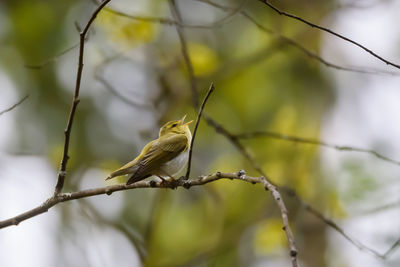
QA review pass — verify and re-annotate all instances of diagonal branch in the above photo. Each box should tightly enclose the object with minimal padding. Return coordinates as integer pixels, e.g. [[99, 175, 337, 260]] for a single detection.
[[202, 116, 298, 266], [185, 83, 215, 179], [197, 0, 400, 76], [0, 95, 29, 116], [302, 201, 400, 259], [258, 0, 400, 70], [204, 117, 398, 260], [54, 0, 112, 195], [24, 43, 79, 69], [236, 131, 400, 166]]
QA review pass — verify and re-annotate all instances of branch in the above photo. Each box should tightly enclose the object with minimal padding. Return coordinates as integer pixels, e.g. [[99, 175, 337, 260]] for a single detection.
[[95, 74, 153, 109], [0, 171, 299, 264], [105, 0, 245, 30], [197, 0, 400, 76], [202, 117, 298, 266], [258, 0, 400, 70], [54, 0, 112, 195], [204, 116, 398, 260], [185, 83, 215, 179], [0, 172, 274, 224], [302, 200, 400, 259], [168, 0, 199, 108], [236, 131, 400, 166], [24, 43, 79, 69], [0, 95, 29, 116]]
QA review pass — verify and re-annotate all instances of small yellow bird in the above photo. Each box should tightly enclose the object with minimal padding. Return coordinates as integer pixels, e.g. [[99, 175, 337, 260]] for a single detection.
[[106, 115, 193, 185]]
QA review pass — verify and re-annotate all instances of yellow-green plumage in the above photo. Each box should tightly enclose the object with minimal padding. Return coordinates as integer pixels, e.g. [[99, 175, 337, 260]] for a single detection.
[[106, 115, 193, 185]]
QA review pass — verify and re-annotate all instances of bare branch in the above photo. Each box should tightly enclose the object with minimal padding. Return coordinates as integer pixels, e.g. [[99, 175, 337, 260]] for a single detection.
[[202, 117, 298, 266], [185, 83, 215, 179], [168, 0, 199, 108], [204, 117, 399, 260], [95, 74, 153, 109], [302, 200, 400, 259], [197, 0, 400, 76], [54, 0, 112, 195], [356, 199, 400, 216], [260, 176, 298, 265], [24, 43, 79, 69], [0, 170, 297, 266], [236, 131, 400, 166], [0, 95, 29, 116], [0, 172, 270, 224], [382, 237, 400, 258], [105, 1, 245, 30], [258, 0, 400, 70]]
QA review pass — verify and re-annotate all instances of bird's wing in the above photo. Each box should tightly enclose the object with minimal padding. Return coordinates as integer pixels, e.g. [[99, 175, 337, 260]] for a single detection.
[[106, 139, 157, 180], [126, 133, 188, 184]]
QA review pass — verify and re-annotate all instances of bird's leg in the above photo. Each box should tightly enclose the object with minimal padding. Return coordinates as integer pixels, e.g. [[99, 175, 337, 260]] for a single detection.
[[156, 175, 172, 188], [156, 175, 167, 182], [156, 173, 179, 189]]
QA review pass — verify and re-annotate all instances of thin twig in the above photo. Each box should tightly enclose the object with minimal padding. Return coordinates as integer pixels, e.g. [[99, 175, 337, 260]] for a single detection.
[[24, 43, 79, 69], [95, 74, 153, 109], [260, 176, 298, 265], [303, 201, 399, 259], [236, 131, 400, 166], [169, 0, 199, 108], [54, 0, 112, 195], [0, 95, 29, 116], [356, 199, 400, 216], [258, 0, 400, 70], [105, 1, 245, 30], [185, 83, 215, 179], [197, 0, 400, 76], [382, 237, 400, 258]]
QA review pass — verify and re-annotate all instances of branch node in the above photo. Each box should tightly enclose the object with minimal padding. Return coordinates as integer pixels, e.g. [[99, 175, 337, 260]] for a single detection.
[[149, 180, 157, 188], [290, 250, 298, 257], [261, 176, 269, 190], [216, 171, 222, 178], [183, 180, 192, 189], [105, 189, 112, 196], [237, 169, 246, 179]]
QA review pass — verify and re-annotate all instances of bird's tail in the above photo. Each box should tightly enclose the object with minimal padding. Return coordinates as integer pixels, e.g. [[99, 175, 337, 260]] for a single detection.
[[126, 174, 151, 185], [105, 168, 130, 181]]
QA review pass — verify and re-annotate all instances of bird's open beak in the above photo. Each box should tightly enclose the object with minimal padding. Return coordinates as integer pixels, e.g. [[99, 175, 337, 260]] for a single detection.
[[180, 114, 193, 126], [180, 114, 187, 123], [184, 120, 194, 126]]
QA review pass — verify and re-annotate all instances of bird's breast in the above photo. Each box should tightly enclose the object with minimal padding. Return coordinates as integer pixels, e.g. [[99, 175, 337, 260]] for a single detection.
[[160, 150, 189, 176]]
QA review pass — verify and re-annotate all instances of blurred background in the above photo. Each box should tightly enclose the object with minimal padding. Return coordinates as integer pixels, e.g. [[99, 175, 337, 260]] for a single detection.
[[0, 0, 399, 266]]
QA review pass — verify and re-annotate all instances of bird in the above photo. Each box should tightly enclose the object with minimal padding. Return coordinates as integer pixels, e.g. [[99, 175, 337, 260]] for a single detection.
[[106, 115, 193, 185]]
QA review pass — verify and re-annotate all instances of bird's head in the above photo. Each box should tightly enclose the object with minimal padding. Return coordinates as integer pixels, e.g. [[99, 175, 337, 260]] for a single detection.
[[159, 115, 193, 137]]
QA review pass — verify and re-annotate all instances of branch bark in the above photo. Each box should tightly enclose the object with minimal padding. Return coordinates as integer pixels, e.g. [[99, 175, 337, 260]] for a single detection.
[[259, 0, 400, 70], [0, 95, 29, 116], [236, 131, 400, 166], [53, 0, 112, 195], [185, 83, 215, 179]]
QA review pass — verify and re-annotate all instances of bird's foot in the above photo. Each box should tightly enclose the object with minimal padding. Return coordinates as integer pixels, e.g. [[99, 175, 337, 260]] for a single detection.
[[159, 177, 180, 189]]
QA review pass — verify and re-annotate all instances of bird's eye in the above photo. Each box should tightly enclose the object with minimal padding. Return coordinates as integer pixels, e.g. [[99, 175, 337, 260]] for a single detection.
[[171, 123, 177, 127]]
